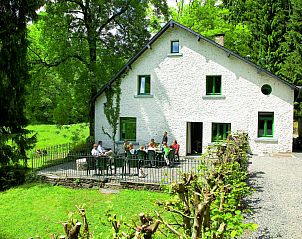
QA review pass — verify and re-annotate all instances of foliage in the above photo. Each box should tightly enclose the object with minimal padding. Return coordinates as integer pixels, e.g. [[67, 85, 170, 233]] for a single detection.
[[0, 0, 41, 169], [0, 184, 169, 239], [171, 0, 251, 56], [152, 133, 256, 238], [27, 0, 169, 137], [222, 0, 291, 74], [280, 0, 302, 85], [0, 166, 28, 191], [102, 79, 121, 154]]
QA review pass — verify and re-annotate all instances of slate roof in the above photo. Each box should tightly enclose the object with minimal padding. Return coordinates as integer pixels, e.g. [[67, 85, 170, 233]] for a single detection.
[[93, 20, 296, 101]]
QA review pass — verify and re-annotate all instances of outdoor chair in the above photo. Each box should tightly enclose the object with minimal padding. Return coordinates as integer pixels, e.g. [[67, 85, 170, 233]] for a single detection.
[[136, 150, 147, 166], [147, 150, 156, 167], [113, 155, 126, 176], [86, 156, 96, 175], [96, 156, 110, 175], [126, 150, 137, 159], [167, 149, 176, 166], [126, 158, 141, 175]]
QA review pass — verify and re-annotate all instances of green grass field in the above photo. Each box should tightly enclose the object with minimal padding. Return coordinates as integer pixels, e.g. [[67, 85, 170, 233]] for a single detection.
[[27, 123, 89, 149], [0, 183, 171, 239]]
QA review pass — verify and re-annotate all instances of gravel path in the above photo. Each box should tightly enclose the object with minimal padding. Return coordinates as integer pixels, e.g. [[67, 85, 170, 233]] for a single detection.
[[244, 154, 302, 238]]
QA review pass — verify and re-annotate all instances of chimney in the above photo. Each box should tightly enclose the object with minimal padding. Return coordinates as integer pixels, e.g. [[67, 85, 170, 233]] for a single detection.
[[214, 33, 225, 46]]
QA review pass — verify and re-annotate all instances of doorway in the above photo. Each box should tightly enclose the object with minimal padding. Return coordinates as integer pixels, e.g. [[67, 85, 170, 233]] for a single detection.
[[187, 122, 203, 155]]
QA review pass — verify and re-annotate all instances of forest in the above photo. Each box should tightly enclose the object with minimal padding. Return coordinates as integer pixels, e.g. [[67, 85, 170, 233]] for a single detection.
[[1, 0, 302, 167]]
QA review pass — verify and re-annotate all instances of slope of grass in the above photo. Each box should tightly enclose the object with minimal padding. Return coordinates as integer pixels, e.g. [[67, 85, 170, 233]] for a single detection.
[[27, 123, 89, 149], [0, 183, 171, 239]]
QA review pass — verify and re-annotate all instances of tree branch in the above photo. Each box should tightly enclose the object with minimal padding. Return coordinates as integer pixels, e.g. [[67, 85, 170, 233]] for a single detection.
[[28, 46, 88, 67], [155, 211, 184, 238], [97, 4, 130, 36]]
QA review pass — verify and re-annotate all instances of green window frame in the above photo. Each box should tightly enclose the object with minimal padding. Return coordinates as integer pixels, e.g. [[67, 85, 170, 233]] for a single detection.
[[212, 123, 231, 142], [206, 75, 222, 95], [258, 112, 274, 137], [171, 40, 179, 53], [138, 75, 150, 95], [120, 117, 136, 141]]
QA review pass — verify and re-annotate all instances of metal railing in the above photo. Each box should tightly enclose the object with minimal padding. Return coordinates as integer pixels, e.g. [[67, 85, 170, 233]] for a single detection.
[[33, 148, 201, 184], [29, 144, 87, 170]]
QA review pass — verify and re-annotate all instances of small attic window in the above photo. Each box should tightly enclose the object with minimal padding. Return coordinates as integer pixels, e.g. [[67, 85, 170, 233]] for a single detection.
[[171, 40, 179, 53], [261, 84, 272, 95]]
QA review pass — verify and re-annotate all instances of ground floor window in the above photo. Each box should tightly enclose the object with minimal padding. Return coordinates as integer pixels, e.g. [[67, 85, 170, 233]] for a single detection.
[[258, 112, 274, 137], [120, 117, 136, 141], [212, 123, 231, 142]]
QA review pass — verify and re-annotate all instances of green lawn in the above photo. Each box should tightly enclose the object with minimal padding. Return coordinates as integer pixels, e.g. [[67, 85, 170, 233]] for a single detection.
[[27, 123, 89, 149], [0, 183, 171, 239]]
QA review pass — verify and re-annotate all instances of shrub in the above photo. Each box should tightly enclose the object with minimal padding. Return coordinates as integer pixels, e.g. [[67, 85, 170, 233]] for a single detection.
[[0, 166, 27, 191]]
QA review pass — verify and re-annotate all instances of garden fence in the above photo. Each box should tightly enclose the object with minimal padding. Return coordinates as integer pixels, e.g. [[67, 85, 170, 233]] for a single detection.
[[30, 145, 201, 184]]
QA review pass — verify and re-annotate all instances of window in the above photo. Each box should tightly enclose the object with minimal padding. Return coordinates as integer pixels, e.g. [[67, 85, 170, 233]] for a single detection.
[[171, 40, 179, 53], [261, 84, 272, 95], [206, 75, 222, 95], [212, 123, 231, 142], [138, 75, 150, 95], [258, 112, 274, 137], [120, 117, 136, 141]]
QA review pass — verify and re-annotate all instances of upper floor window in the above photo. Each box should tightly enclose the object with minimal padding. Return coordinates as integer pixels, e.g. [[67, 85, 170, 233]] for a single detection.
[[171, 40, 180, 53], [120, 117, 136, 141], [138, 75, 150, 95], [258, 112, 274, 137], [212, 123, 231, 142], [206, 75, 221, 95]]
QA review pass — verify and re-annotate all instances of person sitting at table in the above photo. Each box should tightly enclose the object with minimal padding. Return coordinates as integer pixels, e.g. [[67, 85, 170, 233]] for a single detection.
[[127, 143, 136, 155], [148, 138, 156, 148], [139, 145, 146, 152], [172, 139, 180, 161], [91, 144, 100, 156], [163, 142, 170, 166], [97, 141, 113, 157]]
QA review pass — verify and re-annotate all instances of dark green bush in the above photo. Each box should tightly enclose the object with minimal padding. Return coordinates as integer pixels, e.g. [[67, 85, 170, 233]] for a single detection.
[[0, 166, 28, 191]]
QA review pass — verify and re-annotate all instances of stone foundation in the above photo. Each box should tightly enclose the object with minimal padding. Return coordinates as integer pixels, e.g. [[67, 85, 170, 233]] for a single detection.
[[38, 175, 161, 191]]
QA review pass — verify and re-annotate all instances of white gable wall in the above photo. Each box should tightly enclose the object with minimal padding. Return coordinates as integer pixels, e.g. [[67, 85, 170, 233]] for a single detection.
[[95, 25, 294, 155]]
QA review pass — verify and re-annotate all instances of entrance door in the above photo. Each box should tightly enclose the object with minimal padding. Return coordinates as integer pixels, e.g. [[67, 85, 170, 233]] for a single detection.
[[187, 122, 203, 155]]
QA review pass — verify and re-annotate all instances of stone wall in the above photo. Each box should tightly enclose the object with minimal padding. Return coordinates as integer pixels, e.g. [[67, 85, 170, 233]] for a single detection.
[[38, 175, 161, 191]]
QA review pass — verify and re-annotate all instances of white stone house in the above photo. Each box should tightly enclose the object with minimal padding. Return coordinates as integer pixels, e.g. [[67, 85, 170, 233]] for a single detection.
[[94, 20, 297, 156]]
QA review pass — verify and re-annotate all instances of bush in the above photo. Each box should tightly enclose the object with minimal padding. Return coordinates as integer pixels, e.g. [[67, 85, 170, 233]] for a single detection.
[[0, 166, 28, 191]]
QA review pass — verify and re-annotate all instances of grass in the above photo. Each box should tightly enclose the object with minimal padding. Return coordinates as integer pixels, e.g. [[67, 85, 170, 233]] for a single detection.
[[27, 123, 89, 149], [0, 183, 171, 239]]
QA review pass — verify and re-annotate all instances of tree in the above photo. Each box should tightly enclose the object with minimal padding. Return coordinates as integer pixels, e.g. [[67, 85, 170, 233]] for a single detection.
[[171, 0, 251, 57], [29, 0, 169, 139], [0, 0, 40, 167], [280, 0, 302, 84], [222, 0, 291, 74]]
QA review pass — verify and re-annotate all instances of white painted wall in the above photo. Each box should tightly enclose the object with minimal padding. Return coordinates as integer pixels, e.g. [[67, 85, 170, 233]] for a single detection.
[[95, 25, 294, 156]]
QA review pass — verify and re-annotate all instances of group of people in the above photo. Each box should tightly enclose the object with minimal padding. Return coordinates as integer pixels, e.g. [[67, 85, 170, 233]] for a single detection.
[[91, 132, 180, 167], [123, 131, 180, 166], [91, 141, 113, 157]]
